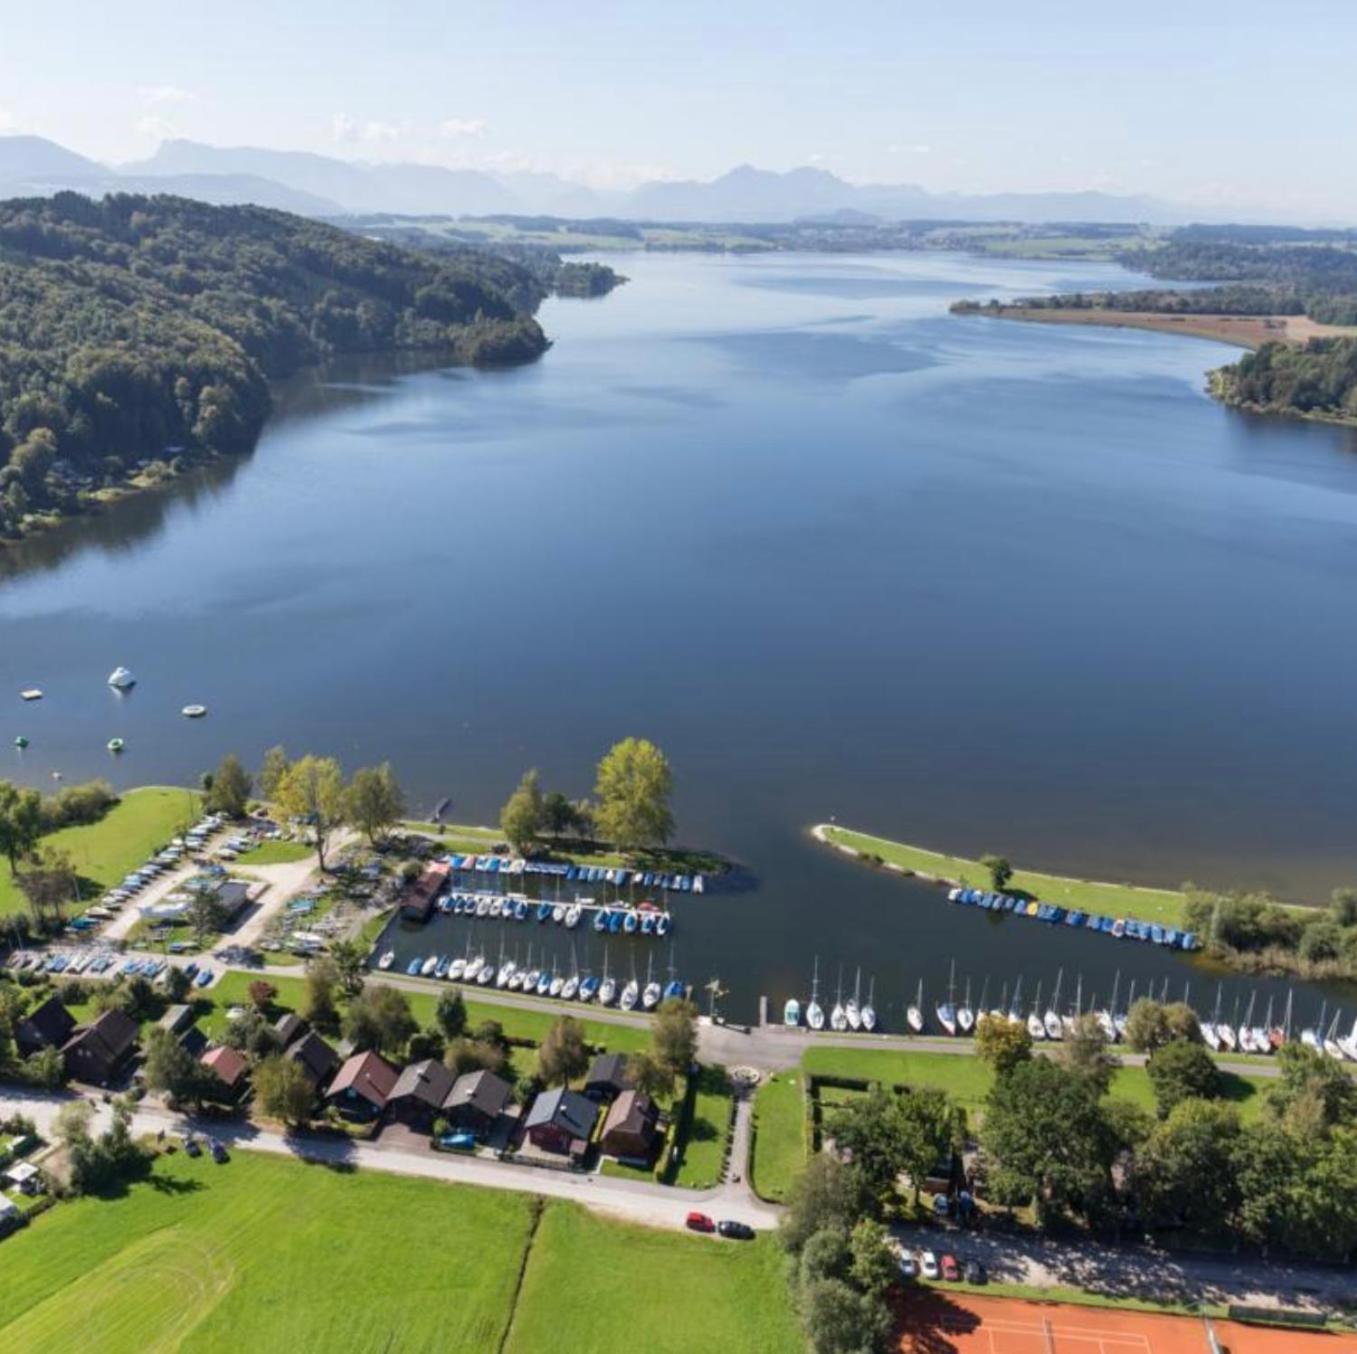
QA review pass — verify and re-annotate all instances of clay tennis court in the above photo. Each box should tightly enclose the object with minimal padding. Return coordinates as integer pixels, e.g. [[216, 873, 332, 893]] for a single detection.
[[895, 1290, 1357, 1354]]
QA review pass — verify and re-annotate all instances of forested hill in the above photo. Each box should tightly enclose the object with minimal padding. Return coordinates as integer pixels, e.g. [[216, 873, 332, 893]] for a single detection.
[[0, 192, 549, 539]]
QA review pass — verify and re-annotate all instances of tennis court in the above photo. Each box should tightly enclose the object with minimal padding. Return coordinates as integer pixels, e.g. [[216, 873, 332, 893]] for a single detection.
[[896, 1290, 1357, 1354]]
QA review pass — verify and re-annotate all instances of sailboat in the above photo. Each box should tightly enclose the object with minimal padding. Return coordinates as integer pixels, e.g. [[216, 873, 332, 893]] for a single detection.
[[377, 949, 395, 971], [1248, 997, 1269, 1056], [830, 967, 848, 1032], [956, 977, 975, 1035], [906, 978, 924, 1034], [1337, 1013, 1357, 1063], [1008, 975, 1024, 1026], [1098, 972, 1121, 1042], [845, 968, 862, 1032], [861, 977, 877, 1033], [1062, 974, 1083, 1036], [549, 957, 565, 998], [1026, 980, 1045, 1040], [1218, 996, 1239, 1052], [1236, 993, 1257, 1053], [1323, 1009, 1346, 1061], [1270, 990, 1292, 1051], [1301, 1000, 1326, 1050], [1044, 969, 1064, 1041], [619, 957, 640, 1011], [561, 945, 580, 1001], [935, 960, 958, 1036], [642, 954, 662, 1011], [807, 958, 826, 1031], [1200, 984, 1223, 1052], [599, 947, 617, 1006], [1115, 978, 1135, 1042]]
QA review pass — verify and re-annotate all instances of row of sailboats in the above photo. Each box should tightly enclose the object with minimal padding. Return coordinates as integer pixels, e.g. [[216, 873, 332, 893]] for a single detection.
[[785, 960, 877, 1032]]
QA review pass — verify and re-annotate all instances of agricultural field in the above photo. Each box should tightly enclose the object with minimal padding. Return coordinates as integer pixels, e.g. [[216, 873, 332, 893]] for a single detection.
[[0, 1149, 798, 1353]]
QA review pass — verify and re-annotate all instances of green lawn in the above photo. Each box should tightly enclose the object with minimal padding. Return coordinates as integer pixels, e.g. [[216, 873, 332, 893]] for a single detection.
[[667, 1064, 734, 1188], [0, 1149, 534, 1352], [504, 1196, 799, 1354], [0, 786, 201, 918], [820, 824, 1191, 927], [233, 841, 312, 866], [750, 1071, 806, 1203]]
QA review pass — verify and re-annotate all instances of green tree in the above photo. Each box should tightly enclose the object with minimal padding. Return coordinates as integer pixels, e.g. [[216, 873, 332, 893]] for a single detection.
[[302, 957, 341, 1033], [186, 882, 222, 947], [443, 1036, 508, 1079], [327, 939, 367, 999], [593, 737, 674, 851], [974, 1013, 1033, 1075], [542, 791, 575, 838], [203, 753, 252, 818], [848, 1217, 897, 1297], [650, 997, 698, 1083], [258, 745, 290, 802], [979, 853, 1013, 890], [253, 1053, 316, 1127], [1123, 998, 1172, 1053], [779, 1154, 867, 1256], [345, 763, 406, 848], [800, 1278, 891, 1354], [25, 1044, 65, 1089], [1266, 1042, 1357, 1131], [142, 1027, 212, 1106], [276, 754, 346, 870], [799, 1227, 852, 1288], [162, 965, 193, 1003], [435, 987, 468, 1040], [0, 781, 43, 875], [537, 1015, 589, 1086], [1330, 887, 1357, 927], [1147, 1040, 1220, 1118], [14, 846, 78, 930], [1060, 1013, 1117, 1094], [499, 769, 544, 852], [1134, 1098, 1242, 1232], [627, 1050, 676, 1101], [343, 984, 417, 1057]]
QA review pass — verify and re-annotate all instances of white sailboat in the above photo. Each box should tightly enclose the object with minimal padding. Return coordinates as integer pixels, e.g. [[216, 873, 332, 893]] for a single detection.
[[599, 947, 617, 1006], [619, 959, 640, 1011], [861, 977, 877, 1033], [1026, 980, 1045, 1041], [1008, 975, 1025, 1027], [1043, 968, 1064, 1041], [845, 968, 862, 1031], [642, 954, 662, 1011], [807, 958, 825, 1031], [956, 977, 974, 1035], [783, 995, 801, 1027], [376, 949, 394, 971], [1097, 972, 1120, 1042], [1115, 978, 1135, 1043], [1323, 1009, 1346, 1061], [830, 967, 848, 1032], [1200, 984, 1222, 1051], [935, 960, 958, 1036], [906, 978, 924, 1034]]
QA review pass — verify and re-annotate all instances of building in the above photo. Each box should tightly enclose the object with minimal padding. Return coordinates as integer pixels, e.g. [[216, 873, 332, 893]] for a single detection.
[[62, 1009, 138, 1085], [4, 1161, 42, 1196], [523, 1086, 597, 1157], [600, 1089, 662, 1162], [215, 879, 253, 924], [158, 1004, 207, 1057], [385, 1058, 454, 1130], [326, 1051, 398, 1120], [584, 1052, 631, 1102], [443, 1070, 513, 1139], [16, 996, 76, 1058], [399, 861, 449, 922], [284, 1030, 340, 1087], [200, 1045, 250, 1101], [274, 1013, 308, 1047]]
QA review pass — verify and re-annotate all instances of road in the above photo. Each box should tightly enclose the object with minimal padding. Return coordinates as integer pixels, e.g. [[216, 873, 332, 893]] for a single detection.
[[0, 1086, 779, 1233]]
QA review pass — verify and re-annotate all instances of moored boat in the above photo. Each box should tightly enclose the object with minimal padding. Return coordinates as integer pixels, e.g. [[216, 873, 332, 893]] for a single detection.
[[377, 949, 395, 971]]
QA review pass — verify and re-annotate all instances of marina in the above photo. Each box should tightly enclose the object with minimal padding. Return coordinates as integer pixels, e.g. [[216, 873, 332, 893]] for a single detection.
[[946, 885, 1199, 950]]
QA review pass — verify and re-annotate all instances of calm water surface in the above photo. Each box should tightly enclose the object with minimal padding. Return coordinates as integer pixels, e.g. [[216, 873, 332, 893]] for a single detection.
[[5, 251, 1357, 1023]]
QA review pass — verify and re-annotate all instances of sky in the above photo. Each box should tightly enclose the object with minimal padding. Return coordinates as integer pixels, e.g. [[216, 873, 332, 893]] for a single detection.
[[2, 0, 1355, 219]]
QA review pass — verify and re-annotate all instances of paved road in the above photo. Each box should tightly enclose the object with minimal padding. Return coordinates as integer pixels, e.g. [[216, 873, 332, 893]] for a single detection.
[[0, 1087, 779, 1233]]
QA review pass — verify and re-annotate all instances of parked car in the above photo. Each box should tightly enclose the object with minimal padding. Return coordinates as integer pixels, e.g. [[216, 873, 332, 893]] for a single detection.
[[435, 1131, 477, 1153], [964, 1259, 987, 1285], [919, 1250, 940, 1280], [685, 1211, 715, 1233], [716, 1220, 754, 1240], [209, 1140, 229, 1164], [940, 1253, 960, 1281], [898, 1252, 918, 1280]]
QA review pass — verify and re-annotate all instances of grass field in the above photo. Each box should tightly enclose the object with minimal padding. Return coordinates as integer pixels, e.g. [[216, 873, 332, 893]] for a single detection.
[[232, 841, 312, 866], [818, 824, 1191, 927], [667, 1064, 734, 1188], [0, 1148, 799, 1353], [750, 1070, 806, 1203], [0, 786, 201, 918]]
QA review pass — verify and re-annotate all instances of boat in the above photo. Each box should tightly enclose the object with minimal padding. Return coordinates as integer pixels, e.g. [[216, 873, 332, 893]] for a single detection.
[[14, 735, 29, 748], [599, 949, 617, 1006], [906, 978, 924, 1034], [845, 968, 862, 1031], [377, 949, 395, 971], [861, 977, 877, 1033], [20, 688, 42, 701], [642, 955, 662, 1011], [806, 958, 825, 1031], [496, 959, 515, 988], [935, 960, 958, 1036], [1323, 1010, 1347, 1061], [514, 899, 529, 922], [421, 955, 438, 977], [552, 903, 565, 924], [830, 967, 848, 1031], [435, 956, 450, 979], [537, 902, 553, 923], [449, 955, 466, 981], [656, 911, 672, 937], [593, 908, 609, 933], [1301, 1000, 1325, 1050], [1044, 969, 1065, 1041], [1027, 981, 1046, 1040], [107, 666, 136, 689], [1008, 975, 1025, 1026], [561, 968, 580, 1001], [549, 965, 565, 998], [107, 738, 125, 753], [783, 996, 801, 1027], [607, 910, 623, 934], [565, 904, 583, 929], [406, 957, 423, 976], [623, 909, 639, 934], [620, 975, 640, 1011], [181, 704, 208, 718], [579, 974, 600, 1003], [956, 977, 975, 1035]]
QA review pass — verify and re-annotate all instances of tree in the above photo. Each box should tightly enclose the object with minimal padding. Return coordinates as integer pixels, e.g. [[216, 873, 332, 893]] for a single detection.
[[223, 1006, 280, 1059], [1060, 1013, 1117, 1094], [593, 737, 674, 851], [53, 1099, 94, 1148], [974, 1014, 1032, 1076], [247, 979, 278, 1010], [542, 791, 575, 838], [302, 958, 341, 1034], [162, 965, 193, 1003], [407, 1027, 446, 1063], [203, 753, 252, 818], [780, 1154, 867, 1256], [1147, 1040, 1220, 1117], [258, 745, 289, 802], [143, 1027, 212, 1106], [979, 854, 1013, 890], [1267, 1042, 1357, 1131], [831, 1085, 957, 1210], [343, 984, 416, 1057], [253, 1053, 315, 1126], [800, 1278, 892, 1354], [25, 1044, 65, 1089], [538, 1015, 589, 1085], [651, 997, 698, 1083], [499, 769, 544, 852], [435, 988, 467, 1040], [1123, 998, 1172, 1053], [186, 882, 221, 946], [627, 1050, 676, 1101], [276, 755, 346, 870], [0, 781, 43, 875], [849, 1218, 897, 1297], [14, 847, 78, 929], [1133, 1098, 1242, 1232], [1330, 887, 1357, 927], [345, 763, 406, 848], [799, 1227, 852, 1288], [444, 1036, 508, 1079], [327, 939, 367, 998]]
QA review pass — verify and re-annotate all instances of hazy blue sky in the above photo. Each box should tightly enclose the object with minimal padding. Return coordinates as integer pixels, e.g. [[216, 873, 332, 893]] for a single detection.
[[2, 0, 1354, 217]]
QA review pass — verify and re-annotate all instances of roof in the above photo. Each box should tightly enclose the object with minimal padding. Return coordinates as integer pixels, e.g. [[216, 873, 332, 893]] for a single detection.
[[327, 1051, 398, 1108], [524, 1086, 597, 1139], [285, 1030, 339, 1083], [585, 1052, 630, 1090], [4, 1162, 39, 1185], [388, 1058, 454, 1109], [602, 1089, 659, 1142], [159, 1003, 195, 1034], [63, 1008, 138, 1063], [444, 1068, 513, 1118], [274, 1013, 308, 1045], [200, 1045, 250, 1089], [19, 996, 76, 1049]]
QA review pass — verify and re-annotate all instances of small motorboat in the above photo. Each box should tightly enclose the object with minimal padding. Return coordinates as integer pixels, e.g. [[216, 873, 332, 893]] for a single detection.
[[623, 910, 639, 934], [783, 997, 801, 1027], [377, 949, 395, 971], [435, 956, 450, 979], [108, 666, 136, 689], [656, 911, 672, 937], [607, 910, 623, 934], [107, 738, 125, 753], [513, 899, 529, 922], [552, 903, 565, 923], [20, 688, 43, 701], [181, 705, 208, 718], [14, 735, 29, 748], [421, 955, 438, 977], [593, 909, 610, 933], [407, 957, 423, 976], [536, 902, 553, 923], [449, 957, 466, 981], [565, 904, 582, 929]]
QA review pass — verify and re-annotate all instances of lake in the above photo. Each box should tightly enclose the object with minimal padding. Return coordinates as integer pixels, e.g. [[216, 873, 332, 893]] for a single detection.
[[5, 249, 1357, 1025]]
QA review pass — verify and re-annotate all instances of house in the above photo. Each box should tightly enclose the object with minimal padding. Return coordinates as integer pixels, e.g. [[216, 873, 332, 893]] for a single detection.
[[443, 1069, 513, 1139], [158, 1004, 207, 1057], [326, 1051, 398, 1120], [385, 1058, 454, 1130], [284, 1031, 340, 1087], [215, 879, 253, 924], [4, 1161, 42, 1196], [274, 1012, 308, 1047], [62, 1009, 138, 1085], [16, 996, 76, 1058], [600, 1089, 662, 1162], [399, 861, 449, 922], [200, 1045, 250, 1100], [523, 1086, 597, 1157], [584, 1052, 631, 1102]]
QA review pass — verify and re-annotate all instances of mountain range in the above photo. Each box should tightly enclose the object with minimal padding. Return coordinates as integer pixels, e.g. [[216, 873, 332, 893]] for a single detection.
[[0, 133, 1205, 225]]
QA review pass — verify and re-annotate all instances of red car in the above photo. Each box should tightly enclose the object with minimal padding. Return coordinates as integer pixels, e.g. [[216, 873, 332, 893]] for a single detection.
[[686, 1211, 715, 1233], [940, 1253, 961, 1281]]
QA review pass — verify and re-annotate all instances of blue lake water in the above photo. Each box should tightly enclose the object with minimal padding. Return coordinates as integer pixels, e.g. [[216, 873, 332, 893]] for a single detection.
[[4, 249, 1357, 1023]]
